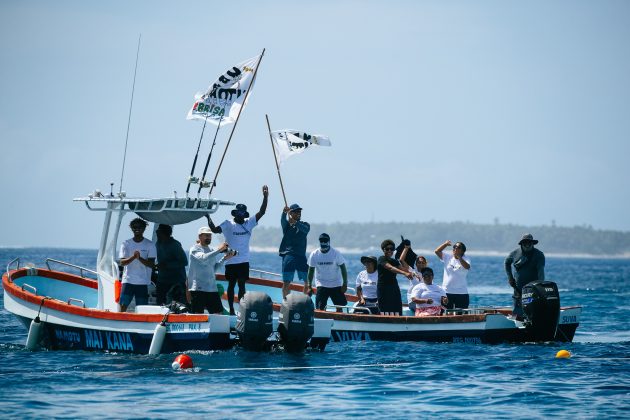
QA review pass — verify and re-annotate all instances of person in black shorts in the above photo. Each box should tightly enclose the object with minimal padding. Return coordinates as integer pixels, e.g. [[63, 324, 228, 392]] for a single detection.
[[207, 185, 268, 315]]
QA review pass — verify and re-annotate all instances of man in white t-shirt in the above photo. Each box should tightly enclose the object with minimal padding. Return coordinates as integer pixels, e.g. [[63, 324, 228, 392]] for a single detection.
[[119, 218, 157, 312], [207, 185, 268, 315], [306, 233, 348, 311], [434, 240, 471, 310]]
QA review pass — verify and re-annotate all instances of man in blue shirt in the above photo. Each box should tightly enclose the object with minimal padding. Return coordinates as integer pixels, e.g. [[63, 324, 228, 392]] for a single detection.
[[279, 203, 310, 299]]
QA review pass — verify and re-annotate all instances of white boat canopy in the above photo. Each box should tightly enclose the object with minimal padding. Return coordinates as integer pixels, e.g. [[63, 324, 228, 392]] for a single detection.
[[73, 195, 235, 311]]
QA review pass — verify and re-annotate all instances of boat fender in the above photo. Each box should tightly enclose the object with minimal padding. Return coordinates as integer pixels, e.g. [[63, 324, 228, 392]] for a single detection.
[[25, 316, 43, 351], [114, 280, 122, 303], [26, 297, 48, 351], [149, 313, 169, 355], [172, 354, 193, 370]]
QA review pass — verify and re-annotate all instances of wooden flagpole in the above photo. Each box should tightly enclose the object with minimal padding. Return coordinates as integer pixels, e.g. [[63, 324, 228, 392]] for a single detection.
[[208, 48, 265, 196], [265, 114, 288, 207]]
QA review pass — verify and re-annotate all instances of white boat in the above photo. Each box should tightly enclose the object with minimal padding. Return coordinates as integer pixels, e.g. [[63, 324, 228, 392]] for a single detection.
[[2, 195, 332, 354], [217, 274, 582, 344]]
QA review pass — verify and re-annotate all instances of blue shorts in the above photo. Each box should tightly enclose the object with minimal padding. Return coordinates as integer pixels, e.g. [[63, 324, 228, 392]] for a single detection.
[[281, 254, 308, 283], [120, 283, 149, 307]]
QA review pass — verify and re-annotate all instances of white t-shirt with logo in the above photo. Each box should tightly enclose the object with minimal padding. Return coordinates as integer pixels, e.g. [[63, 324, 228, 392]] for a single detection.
[[439, 250, 471, 294], [355, 270, 378, 299], [119, 238, 157, 285], [307, 247, 346, 288], [219, 217, 258, 265], [410, 282, 447, 308]]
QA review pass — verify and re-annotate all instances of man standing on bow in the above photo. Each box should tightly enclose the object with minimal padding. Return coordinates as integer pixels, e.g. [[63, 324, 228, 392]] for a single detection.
[[279, 203, 310, 300], [505, 233, 545, 317], [207, 185, 269, 315], [306, 233, 348, 311]]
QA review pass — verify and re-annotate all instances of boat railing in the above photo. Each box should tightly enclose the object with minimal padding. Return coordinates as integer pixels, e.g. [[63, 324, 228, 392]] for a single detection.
[[5, 257, 21, 281], [249, 268, 282, 279], [67, 298, 86, 308], [326, 304, 372, 314], [45, 258, 98, 279], [444, 307, 500, 316]]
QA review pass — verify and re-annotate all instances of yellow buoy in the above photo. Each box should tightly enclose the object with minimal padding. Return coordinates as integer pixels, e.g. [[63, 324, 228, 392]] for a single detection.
[[556, 349, 571, 358]]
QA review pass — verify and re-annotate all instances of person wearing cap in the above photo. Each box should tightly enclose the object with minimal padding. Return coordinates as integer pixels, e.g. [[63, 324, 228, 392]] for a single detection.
[[505, 233, 546, 317], [409, 267, 448, 316], [279, 203, 310, 299], [355, 256, 379, 314], [118, 218, 156, 312], [206, 185, 269, 315], [435, 240, 471, 310], [155, 224, 188, 306], [187, 227, 234, 315], [377, 239, 414, 316], [306, 233, 348, 311]]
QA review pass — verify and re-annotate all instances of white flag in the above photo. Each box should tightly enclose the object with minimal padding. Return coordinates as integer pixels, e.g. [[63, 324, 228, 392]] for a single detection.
[[271, 130, 331, 164], [187, 54, 261, 125]]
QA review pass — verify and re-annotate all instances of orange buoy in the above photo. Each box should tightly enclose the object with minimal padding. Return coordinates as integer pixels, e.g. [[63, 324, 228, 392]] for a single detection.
[[556, 349, 571, 359], [172, 354, 193, 370]]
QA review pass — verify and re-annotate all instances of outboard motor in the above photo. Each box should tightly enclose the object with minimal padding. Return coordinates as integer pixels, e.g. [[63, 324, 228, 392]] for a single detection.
[[278, 293, 315, 352], [521, 280, 560, 341], [236, 292, 273, 351]]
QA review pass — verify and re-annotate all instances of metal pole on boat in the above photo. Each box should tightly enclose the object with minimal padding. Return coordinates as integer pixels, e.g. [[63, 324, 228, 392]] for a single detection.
[[185, 114, 209, 197], [118, 34, 142, 196], [196, 115, 224, 196], [208, 49, 265, 196], [265, 114, 288, 207]]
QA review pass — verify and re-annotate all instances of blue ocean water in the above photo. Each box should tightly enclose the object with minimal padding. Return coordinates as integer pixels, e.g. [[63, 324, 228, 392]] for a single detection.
[[1, 248, 629, 418]]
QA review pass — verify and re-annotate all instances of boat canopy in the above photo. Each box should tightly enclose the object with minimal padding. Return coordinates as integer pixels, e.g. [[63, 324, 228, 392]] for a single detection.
[[74, 196, 235, 225]]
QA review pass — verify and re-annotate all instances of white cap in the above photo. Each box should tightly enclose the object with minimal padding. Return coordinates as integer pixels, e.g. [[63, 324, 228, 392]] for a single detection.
[[198, 227, 212, 235]]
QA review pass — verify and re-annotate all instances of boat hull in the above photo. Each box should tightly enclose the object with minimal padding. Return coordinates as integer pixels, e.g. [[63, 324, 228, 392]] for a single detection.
[[225, 275, 582, 344], [3, 268, 330, 353]]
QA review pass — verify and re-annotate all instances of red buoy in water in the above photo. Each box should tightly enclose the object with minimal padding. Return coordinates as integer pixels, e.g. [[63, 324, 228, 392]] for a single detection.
[[172, 354, 193, 370]]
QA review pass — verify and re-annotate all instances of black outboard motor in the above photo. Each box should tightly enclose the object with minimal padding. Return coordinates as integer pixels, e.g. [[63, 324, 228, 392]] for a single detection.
[[236, 292, 273, 351], [278, 293, 315, 352], [521, 280, 561, 341]]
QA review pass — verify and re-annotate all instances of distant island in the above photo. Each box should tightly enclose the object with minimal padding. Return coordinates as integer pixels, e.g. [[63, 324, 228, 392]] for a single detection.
[[251, 221, 630, 257]]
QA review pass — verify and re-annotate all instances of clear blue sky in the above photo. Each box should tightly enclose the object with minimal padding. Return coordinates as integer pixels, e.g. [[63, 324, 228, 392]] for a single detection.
[[1, 0, 629, 248]]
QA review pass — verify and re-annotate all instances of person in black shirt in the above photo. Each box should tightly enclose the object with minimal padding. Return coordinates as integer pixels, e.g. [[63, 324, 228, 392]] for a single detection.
[[505, 233, 546, 318], [377, 239, 414, 316]]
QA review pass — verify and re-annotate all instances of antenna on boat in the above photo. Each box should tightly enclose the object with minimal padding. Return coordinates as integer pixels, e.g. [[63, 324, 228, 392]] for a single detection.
[[118, 34, 142, 196], [196, 115, 223, 196]]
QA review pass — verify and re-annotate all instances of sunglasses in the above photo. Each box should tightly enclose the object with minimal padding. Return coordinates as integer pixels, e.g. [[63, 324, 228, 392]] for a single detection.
[[383, 246, 395, 252], [422, 273, 434, 277], [453, 245, 462, 249]]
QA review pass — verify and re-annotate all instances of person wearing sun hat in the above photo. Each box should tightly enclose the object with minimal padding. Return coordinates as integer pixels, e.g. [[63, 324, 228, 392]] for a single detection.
[[505, 233, 546, 317], [206, 185, 269, 315], [279, 203, 310, 299], [355, 256, 379, 314]]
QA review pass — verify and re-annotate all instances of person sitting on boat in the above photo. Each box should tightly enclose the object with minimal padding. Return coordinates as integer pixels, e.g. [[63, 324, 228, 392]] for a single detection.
[[306, 233, 348, 311], [206, 185, 269, 315], [355, 256, 379, 314], [187, 227, 234, 314], [410, 267, 448, 316], [279, 203, 310, 300], [435, 240, 471, 310], [377, 239, 414, 316], [155, 224, 188, 306], [400, 251, 428, 314], [505, 233, 545, 319], [118, 218, 157, 312]]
